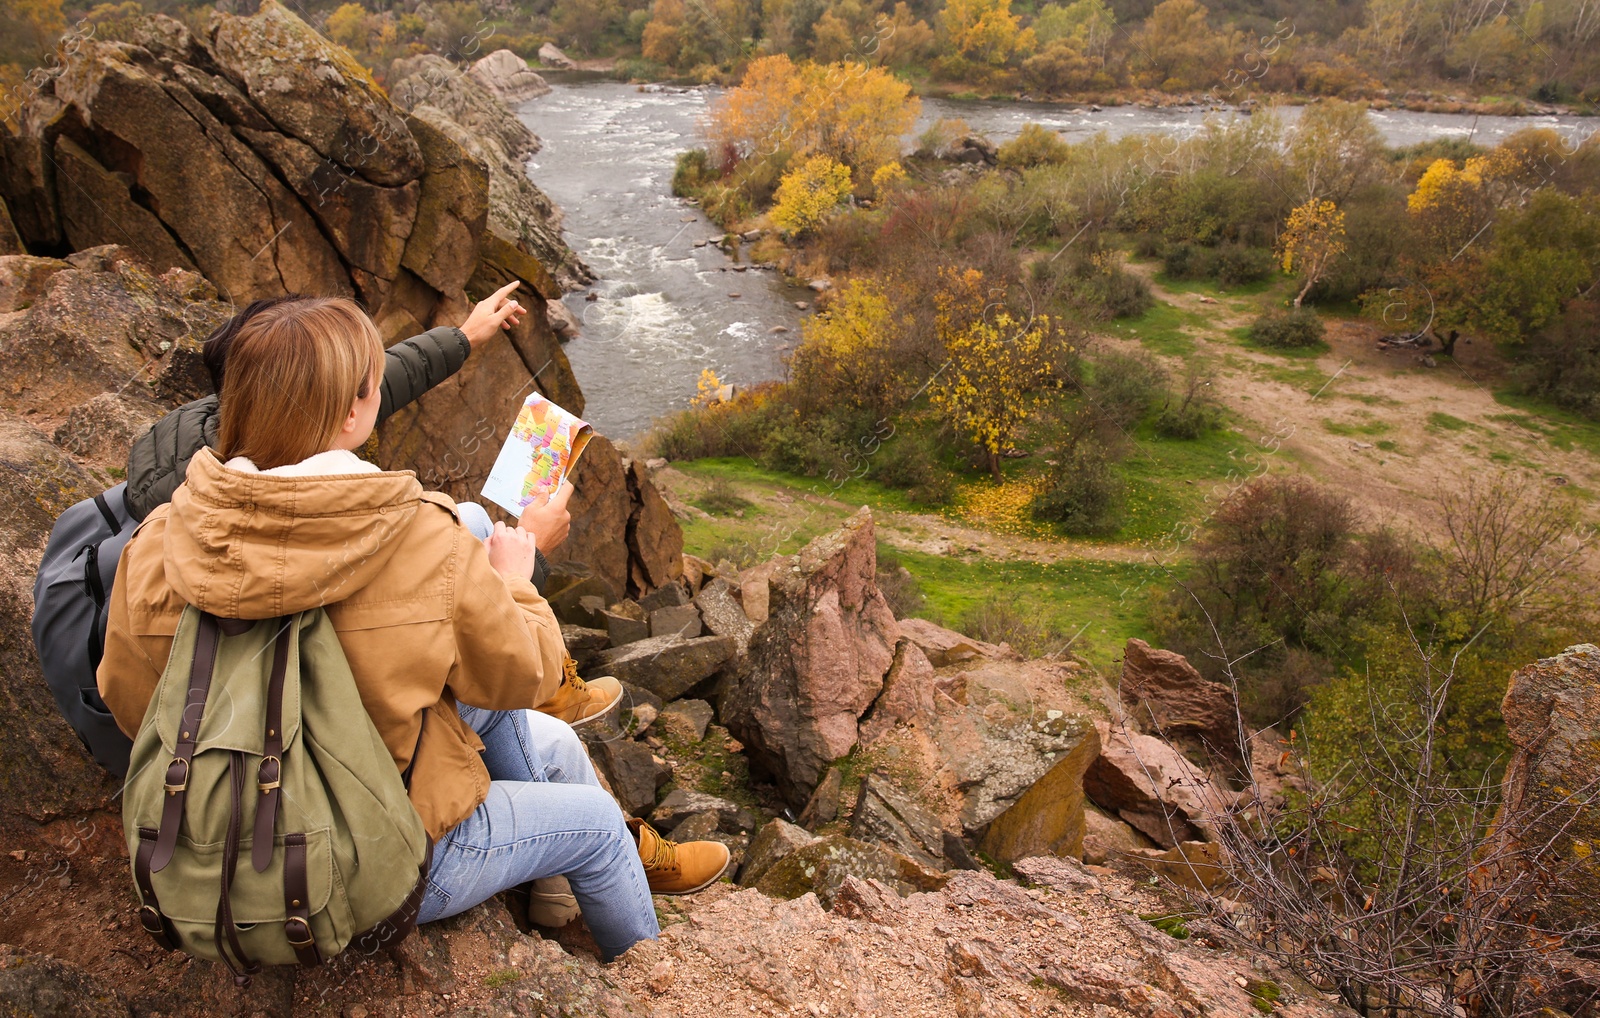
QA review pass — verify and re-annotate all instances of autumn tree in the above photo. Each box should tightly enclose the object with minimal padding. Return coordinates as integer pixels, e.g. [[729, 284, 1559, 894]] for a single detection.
[[1125, 0, 1236, 91], [0, 0, 66, 65], [325, 3, 373, 54], [1285, 99, 1385, 204], [641, 0, 754, 69], [771, 154, 853, 234], [1280, 199, 1347, 307], [939, 0, 1035, 66], [788, 277, 905, 415], [929, 268, 1071, 480], [705, 54, 919, 181]]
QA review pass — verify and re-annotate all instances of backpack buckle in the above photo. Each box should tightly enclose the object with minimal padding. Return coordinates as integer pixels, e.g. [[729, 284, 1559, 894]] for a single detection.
[[257, 756, 281, 793], [163, 758, 189, 795], [139, 904, 166, 935], [284, 916, 315, 948]]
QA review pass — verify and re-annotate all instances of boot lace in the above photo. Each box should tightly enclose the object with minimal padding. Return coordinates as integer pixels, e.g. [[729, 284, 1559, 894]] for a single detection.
[[561, 655, 586, 692], [642, 825, 679, 872]]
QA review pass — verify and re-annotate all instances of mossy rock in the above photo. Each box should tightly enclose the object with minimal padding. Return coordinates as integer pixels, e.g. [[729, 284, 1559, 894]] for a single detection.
[[754, 835, 948, 907]]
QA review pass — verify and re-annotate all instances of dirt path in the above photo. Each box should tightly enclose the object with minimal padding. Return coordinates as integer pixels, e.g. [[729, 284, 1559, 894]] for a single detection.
[[1126, 267, 1600, 549]]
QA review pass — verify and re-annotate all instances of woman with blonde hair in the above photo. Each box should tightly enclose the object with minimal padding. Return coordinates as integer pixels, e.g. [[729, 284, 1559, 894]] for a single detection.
[[97, 296, 728, 962]]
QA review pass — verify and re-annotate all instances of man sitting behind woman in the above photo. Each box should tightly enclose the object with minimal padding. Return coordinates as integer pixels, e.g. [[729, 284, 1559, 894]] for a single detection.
[[96, 296, 727, 961]]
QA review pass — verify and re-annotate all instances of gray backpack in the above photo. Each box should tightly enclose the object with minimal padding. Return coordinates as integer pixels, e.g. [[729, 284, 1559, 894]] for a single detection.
[[32, 483, 138, 776]]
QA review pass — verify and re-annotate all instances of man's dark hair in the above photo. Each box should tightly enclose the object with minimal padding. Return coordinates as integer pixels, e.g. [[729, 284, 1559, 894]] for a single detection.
[[201, 295, 303, 394]]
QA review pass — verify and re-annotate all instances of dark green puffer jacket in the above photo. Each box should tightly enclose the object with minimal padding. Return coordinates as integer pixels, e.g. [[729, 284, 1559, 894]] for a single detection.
[[124, 326, 472, 521]]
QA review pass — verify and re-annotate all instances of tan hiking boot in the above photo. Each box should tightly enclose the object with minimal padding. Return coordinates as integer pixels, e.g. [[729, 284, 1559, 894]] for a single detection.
[[527, 875, 580, 928], [538, 657, 623, 728], [628, 818, 730, 895]]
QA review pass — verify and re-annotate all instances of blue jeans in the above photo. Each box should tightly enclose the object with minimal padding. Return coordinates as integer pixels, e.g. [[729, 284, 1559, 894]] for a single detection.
[[416, 705, 660, 960], [458, 501, 494, 540]]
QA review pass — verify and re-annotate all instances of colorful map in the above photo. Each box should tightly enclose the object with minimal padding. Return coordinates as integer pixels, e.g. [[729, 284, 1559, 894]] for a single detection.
[[482, 393, 592, 517]]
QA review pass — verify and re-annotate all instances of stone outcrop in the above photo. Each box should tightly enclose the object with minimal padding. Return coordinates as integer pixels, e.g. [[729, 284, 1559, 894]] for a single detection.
[[468, 49, 551, 104], [614, 870, 1354, 1017], [720, 507, 901, 806], [0, 4, 687, 849], [537, 42, 577, 69], [1489, 644, 1600, 938], [1084, 719, 1236, 849], [753, 835, 949, 907], [1120, 638, 1245, 772], [0, 5, 605, 507], [388, 53, 593, 290]]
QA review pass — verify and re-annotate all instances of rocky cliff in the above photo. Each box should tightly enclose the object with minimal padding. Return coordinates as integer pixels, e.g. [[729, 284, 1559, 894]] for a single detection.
[[0, 1, 676, 600]]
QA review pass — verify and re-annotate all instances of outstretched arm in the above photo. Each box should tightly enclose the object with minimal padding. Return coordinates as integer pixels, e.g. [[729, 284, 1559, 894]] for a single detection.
[[376, 281, 528, 421]]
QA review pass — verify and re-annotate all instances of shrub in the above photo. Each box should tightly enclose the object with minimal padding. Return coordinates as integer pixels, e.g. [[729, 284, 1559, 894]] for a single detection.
[[866, 431, 955, 506], [671, 148, 716, 197], [1211, 243, 1274, 285], [1154, 368, 1224, 438], [997, 122, 1072, 169], [1031, 444, 1124, 535], [1088, 350, 1169, 432], [959, 597, 1064, 657], [1131, 232, 1166, 259], [1034, 246, 1153, 322], [1515, 298, 1600, 419], [694, 476, 752, 515], [771, 155, 853, 235], [1247, 307, 1326, 349]]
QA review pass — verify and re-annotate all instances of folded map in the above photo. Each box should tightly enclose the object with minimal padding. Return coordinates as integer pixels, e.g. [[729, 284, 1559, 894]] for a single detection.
[[482, 392, 592, 517]]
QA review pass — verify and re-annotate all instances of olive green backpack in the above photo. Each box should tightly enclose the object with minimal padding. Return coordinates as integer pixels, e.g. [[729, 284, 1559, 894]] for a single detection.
[[122, 607, 432, 985]]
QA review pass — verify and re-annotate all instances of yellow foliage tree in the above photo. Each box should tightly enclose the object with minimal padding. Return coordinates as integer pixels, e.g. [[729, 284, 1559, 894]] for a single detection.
[[325, 2, 371, 53], [1125, 0, 1235, 91], [706, 54, 919, 181], [770, 154, 853, 234], [1279, 199, 1347, 308], [2, 0, 66, 63], [788, 278, 902, 413], [870, 160, 907, 195], [940, 0, 1034, 65], [928, 269, 1069, 481]]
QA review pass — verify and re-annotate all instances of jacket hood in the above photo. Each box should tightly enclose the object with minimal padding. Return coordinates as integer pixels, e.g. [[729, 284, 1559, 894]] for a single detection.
[[162, 448, 428, 619]]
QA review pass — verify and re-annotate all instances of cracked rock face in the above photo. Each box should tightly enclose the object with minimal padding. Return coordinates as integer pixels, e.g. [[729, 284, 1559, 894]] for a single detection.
[[720, 507, 901, 806]]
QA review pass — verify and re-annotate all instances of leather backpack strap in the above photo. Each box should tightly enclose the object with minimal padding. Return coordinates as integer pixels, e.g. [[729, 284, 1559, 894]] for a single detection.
[[282, 833, 321, 967], [150, 612, 222, 872], [252, 621, 293, 873], [214, 751, 260, 986], [133, 828, 180, 951]]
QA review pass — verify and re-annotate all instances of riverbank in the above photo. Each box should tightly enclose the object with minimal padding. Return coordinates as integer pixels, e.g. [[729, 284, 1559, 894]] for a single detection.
[[537, 67, 1588, 119]]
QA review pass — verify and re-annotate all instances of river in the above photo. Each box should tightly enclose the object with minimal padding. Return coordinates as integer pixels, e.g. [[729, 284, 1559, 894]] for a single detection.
[[519, 82, 1591, 441]]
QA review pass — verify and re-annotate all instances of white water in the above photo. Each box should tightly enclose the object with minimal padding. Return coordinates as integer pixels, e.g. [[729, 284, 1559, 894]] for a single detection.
[[520, 82, 1593, 440]]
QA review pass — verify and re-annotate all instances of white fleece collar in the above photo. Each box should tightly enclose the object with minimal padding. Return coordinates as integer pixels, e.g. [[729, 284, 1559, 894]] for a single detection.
[[223, 449, 382, 477]]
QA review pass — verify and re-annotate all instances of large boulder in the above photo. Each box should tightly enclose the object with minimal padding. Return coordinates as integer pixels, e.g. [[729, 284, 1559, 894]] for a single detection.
[[388, 54, 593, 290], [1083, 719, 1235, 849], [399, 113, 489, 298], [209, 0, 422, 186], [754, 835, 948, 907], [1489, 644, 1600, 938], [0, 250, 227, 421], [626, 459, 685, 593], [1119, 638, 1245, 772], [50, 39, 349, 300], [978, 719, 1100, 863], [468, 49, 551, 104], [537, 41, 577, 69], [592, 633, 737, 700], [721, 508, 900, 806]]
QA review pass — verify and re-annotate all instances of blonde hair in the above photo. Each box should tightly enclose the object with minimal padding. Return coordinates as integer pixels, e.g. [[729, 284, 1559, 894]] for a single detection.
[[217, 296, 385, 470]]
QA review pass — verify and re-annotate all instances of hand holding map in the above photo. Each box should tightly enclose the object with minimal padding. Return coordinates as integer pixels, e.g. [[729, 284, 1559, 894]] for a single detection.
[[482, 393, 593, 517]]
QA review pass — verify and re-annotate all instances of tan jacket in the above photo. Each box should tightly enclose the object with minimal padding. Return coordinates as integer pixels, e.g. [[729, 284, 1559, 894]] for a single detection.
[[97, 447, 567, 841]]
